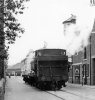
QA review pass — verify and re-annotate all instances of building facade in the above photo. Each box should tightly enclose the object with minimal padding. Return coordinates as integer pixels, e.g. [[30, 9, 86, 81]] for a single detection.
[[69, 30, 95, 85], [63, 15, 95, 85], [6, 63, 22, 76]]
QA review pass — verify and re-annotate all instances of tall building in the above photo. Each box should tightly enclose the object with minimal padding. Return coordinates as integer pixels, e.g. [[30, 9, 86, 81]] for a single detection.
[[62, 14, 76, 35]]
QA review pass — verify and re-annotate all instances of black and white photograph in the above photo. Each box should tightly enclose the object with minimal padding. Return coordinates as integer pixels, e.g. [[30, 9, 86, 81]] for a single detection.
[[0, 0, 95, 100]]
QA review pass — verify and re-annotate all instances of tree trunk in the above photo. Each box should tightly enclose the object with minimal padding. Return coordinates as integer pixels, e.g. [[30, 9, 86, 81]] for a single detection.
[[0, 0, 4, 79]]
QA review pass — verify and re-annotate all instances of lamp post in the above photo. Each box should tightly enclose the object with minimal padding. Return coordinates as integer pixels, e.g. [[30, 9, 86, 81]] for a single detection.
[[71, 55, 73, 83], [82, 58, 84, 86]]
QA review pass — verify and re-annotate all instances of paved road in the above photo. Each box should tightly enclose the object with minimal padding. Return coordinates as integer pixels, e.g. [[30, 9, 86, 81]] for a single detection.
[[5, 76, 95, 100], [5, 76, 61, 100]]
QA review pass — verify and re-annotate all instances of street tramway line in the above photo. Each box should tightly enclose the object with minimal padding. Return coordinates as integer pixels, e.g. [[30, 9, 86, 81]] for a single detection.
[[44, 89, 95, 100], [45, 91, 65, 100], [60, 89, 95, 100]]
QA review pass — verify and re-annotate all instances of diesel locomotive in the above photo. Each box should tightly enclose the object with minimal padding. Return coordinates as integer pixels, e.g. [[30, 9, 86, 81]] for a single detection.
[[22, 48, 69, 90]]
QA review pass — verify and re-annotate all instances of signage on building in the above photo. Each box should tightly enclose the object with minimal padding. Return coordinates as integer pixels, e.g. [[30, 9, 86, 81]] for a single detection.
[[75, 65, 80, 76], [75, 69, 79, 75]]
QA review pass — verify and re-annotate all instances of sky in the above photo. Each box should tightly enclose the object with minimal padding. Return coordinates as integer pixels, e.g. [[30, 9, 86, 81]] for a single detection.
[[8, 0, 95, 66]]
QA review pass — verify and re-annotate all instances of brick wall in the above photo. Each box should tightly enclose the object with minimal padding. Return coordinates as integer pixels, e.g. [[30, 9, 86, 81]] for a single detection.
[[73, 51, 83, 64], [71, 32, 95, 85]]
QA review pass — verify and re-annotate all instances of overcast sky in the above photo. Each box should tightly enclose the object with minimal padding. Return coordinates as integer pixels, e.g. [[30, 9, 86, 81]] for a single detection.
[[8, 0, 95, 66]]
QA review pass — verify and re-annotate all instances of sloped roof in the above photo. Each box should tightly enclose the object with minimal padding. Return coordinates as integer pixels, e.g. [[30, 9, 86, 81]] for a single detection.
[[92, 20, 95, 33], [8, 63, 21, 69], [63, 15, 76, 24]]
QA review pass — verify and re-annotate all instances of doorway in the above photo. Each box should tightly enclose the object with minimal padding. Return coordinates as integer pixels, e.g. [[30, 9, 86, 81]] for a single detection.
[[82, 64, 88, 85], [92, 58, 95, 85]]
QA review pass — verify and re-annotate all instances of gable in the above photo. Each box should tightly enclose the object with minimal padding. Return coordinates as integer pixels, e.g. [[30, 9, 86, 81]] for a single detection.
[[92, 20, 95, 33]]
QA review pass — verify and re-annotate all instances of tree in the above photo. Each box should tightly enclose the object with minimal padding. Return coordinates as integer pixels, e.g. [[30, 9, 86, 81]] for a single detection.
[[0, 0, 30, 78], [4, 0, 30, 44]]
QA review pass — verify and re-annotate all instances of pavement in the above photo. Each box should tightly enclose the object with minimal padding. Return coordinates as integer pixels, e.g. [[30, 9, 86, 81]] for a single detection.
[[0, 78, 5, 100], [5, 76, 61, 100], [66, 82, 95, 89]]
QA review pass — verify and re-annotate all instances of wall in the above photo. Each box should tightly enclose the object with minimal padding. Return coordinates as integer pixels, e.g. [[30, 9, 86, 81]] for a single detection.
[[69, 33, 95, 85]]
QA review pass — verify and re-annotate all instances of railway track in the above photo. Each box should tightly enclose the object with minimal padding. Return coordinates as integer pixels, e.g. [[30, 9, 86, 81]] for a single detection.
[[45, 91, 65, 100], [60, 89, 95, 100], [44, 88, 95, 100]]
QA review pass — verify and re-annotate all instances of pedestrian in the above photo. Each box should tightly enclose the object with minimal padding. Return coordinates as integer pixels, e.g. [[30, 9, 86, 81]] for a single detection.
[[8, 73, 11, 78]]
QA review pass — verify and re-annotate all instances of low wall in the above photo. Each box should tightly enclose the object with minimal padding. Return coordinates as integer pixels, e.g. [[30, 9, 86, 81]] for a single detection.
[[0, 78, 5, 100]]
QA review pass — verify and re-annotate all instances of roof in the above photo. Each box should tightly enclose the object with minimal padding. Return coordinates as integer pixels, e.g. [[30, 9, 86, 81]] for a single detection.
[[92, 19, 95, 33], [35, 56, 68, 61], [63, 15, 76, 24], [35, 48, 66, 51], [8, 63, 21, 70], [35, 49, 66, 57]]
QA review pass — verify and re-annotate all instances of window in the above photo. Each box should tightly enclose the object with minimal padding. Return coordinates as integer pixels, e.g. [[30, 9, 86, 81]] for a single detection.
[[82, 64, 89, 77], [35, 52, 37, 56], [84, 47, 87, 59], [86, 64, 89, 77], [90, 0, 95, 6], [75, 52, 78, 56]]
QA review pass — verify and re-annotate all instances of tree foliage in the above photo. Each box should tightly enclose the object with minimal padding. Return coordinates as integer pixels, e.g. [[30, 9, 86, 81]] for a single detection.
[[2, 0, 30, 44]]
